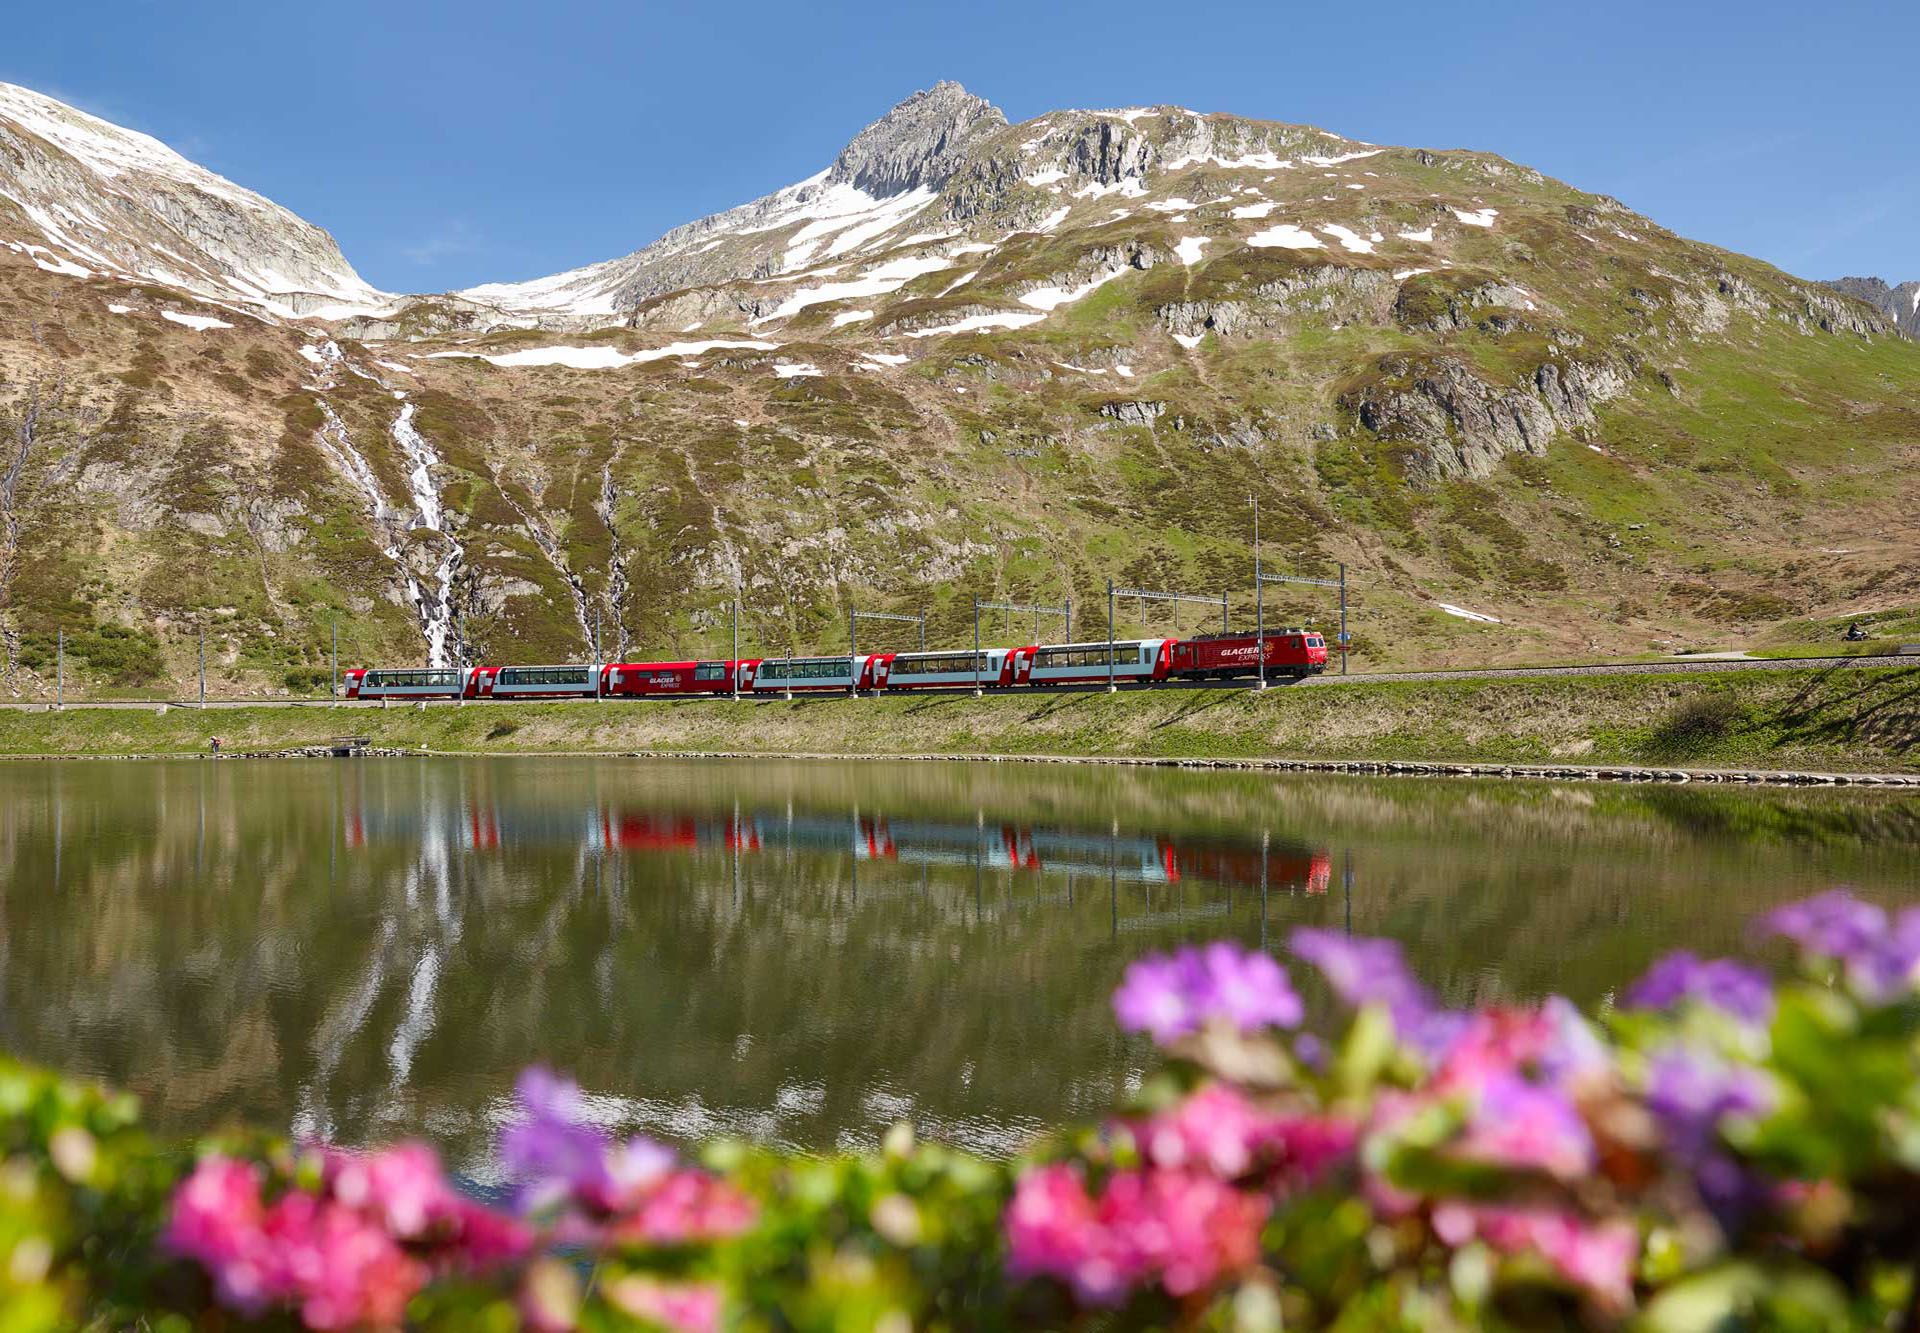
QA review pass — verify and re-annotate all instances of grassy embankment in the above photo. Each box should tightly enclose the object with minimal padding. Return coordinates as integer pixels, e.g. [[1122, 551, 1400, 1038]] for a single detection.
[[2, 664, 1915, 773]]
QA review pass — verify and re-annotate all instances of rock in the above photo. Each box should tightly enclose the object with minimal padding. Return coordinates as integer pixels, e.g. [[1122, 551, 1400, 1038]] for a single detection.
[[1097, 400, 1167, 427]]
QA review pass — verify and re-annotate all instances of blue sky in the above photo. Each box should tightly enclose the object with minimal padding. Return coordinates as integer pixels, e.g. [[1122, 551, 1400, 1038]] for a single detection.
[[7, 0, 1914, 292]]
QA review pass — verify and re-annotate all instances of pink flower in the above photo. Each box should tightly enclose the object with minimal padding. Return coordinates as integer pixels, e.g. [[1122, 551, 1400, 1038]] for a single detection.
[[1135, 1083, 1356, 1188], [1432, 1203, 1637, 1309], [1456, 1074, 1595, 1181], [329, 1142, 446, 1239], [165, 1157, 276, 1313], [609, 1169, 758, 1247], [1006, 1163, 1268, 1305], [263, 1191, 424, 1330], [607, 1276, 724, 1333]]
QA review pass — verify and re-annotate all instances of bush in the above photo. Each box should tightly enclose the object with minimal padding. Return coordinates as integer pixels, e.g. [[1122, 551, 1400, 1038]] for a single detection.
[[4, 891, 1920, 1330], [1650, 692, 1746, 758]]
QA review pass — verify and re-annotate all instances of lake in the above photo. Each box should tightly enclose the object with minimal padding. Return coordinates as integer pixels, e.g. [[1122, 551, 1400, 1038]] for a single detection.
[[2, 757, 1915, 1177]]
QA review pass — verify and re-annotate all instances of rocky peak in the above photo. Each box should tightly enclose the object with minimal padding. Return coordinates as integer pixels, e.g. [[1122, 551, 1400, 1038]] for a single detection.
[[825, 81, 1006, 197], [1823, 275, 1919, 338]]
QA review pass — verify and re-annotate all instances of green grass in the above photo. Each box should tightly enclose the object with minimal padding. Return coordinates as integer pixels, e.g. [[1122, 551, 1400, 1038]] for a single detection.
[[3, 665, 1914, 773]]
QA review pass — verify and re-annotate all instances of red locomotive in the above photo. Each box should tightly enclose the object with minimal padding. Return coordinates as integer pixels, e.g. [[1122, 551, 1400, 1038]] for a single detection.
[[1169, 629, 1328, 680]]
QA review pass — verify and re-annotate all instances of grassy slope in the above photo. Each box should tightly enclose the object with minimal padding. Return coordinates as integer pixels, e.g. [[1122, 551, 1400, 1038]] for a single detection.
[[4, 666, 1914, 773]]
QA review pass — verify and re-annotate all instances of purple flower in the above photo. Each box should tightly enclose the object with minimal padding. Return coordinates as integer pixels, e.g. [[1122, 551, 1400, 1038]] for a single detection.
[[1759, 890, 1885, 961], [500, 1068, 613, 1212], [1624, 951, 1774, 1024], [1645, 1045, 1773, 1162], [1290, 929, 1456, 1055], [1112, 944, 1302, 1045], [1758, 892, 1920, 1004], [1457, 1073, 1595, 1180]]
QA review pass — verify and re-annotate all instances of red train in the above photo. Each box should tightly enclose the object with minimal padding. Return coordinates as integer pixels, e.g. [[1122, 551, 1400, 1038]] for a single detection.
[[339, 630, 1326, 701]]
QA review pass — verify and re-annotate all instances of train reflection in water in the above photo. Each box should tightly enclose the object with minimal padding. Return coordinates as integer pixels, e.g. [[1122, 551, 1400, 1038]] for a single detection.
[[342, 798, 1334, 903]]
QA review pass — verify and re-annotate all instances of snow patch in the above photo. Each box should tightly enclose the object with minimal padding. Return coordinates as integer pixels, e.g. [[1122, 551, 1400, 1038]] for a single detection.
[[1018, 268, 1124, 311], [861, 352, 909, 367], [1318, 224, 1374, 254], [938, 269, 977, 296], [105, 302, 134, 314], [1230, 200, 1276, 219], [1164, 150, 1293, 171], [161, 310, 233, 331], [759, 252, 953, 321], [903, 311, 1046, 338], [1246, 223, 1322, 250], [426, 338, 777, 369], [1145, 197, 1197, 213], [1032, 206, 1072, 232], [1398, 226, 1435, 243], [1301, 149, 1383, 167], [830, 309, 874, 327], [1172, 332, 1204, 349], [1451, 207, 1498, 228], [772, 362, 823, 378], [1023, 168, 1069, 187], [1393, 267, 1434, 280], [1436, 603, 1501, 624], [1073, 177, 1147, 200], [1174, 236, 1209, 266]]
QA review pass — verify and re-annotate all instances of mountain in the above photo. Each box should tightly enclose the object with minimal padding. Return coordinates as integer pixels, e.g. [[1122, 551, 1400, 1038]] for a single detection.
[[1824, 276, 1920, 338], [0, 81, 1915, 694], [0, 81, 390, 319]]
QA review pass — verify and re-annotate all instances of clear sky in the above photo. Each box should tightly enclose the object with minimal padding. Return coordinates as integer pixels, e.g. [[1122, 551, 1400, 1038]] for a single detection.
[[6, 0, 1913, 293]]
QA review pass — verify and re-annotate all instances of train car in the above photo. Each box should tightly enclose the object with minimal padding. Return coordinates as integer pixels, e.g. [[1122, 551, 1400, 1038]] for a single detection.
[[747, 654, 881, 694], [470, 664, 604, 700], [603, 660, 755, 697], [1010, 639, 1174, 687], [1169, 629, 1328, 680], [872, 648, 1018, 691], [340, 666, 475, 700]]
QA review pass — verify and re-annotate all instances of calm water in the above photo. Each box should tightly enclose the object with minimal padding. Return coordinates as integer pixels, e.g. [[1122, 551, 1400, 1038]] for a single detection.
[[2, 758, 1915, 1171]]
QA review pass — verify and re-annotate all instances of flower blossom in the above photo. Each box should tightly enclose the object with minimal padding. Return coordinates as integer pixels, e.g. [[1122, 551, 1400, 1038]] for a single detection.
[[1759, 891, 1920, 1004], [1290, 929, 1462, 1055], [606, 1276, 724, 1333], [1134, 1082, 1356, 1186], [1624, 951, 1773, 1024], [1433, 1202, 1638, 1309], [1455, 1073, 1595, 1181], [1112, 943, 1302, 1044], [1006, 1163, 1268, 1305]]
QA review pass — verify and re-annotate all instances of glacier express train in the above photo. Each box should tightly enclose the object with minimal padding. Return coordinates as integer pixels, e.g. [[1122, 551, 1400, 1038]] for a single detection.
[[339, 630, 1327, 701]]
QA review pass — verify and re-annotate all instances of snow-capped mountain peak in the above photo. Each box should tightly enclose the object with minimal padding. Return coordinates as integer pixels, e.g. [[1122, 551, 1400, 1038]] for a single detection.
[[0, 80, 390, 318]]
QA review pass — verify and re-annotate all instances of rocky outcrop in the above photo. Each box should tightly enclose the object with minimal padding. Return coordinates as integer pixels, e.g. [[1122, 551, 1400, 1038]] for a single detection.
[[1347, 355, 1627, 483], [1096, 399, 1166, 427], [826, 81, 1005, 197], [1821, 276, 1918, 338]]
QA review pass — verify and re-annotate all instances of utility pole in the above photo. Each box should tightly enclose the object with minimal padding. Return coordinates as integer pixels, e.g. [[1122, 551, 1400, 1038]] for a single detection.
[[1221, 590, 1229, 634], [56, 628, 64, 710], [1253, 494, 1265, 690], [848, 607, 858, 699], [1340, 562, 1349, 676], [731, 592, 740, 701], [973, 596, 982, 696], [1106, 579, 1116, 693], [198, 630, 207, 708], [330, 619, 339, 706]]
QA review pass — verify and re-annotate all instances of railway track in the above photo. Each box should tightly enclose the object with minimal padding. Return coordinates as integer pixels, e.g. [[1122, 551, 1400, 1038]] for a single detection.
[[0, 652, 1909, 710]]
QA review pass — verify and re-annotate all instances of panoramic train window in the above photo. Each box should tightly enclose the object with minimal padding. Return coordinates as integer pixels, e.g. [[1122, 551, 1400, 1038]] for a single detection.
[[500, 667, 592, 686], [693, 664, 727, 681], [369, 669, 462, 687], [757, 658, 852, 682]]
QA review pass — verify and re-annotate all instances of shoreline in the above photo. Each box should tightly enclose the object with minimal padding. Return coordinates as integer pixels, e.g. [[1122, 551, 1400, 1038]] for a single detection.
[[0, 664, 1911, 782], [4, 745, 1915, 790]]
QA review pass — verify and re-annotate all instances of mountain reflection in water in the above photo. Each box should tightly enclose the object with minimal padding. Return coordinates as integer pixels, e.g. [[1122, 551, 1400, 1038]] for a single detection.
[[2, 757, 1914, 1171]]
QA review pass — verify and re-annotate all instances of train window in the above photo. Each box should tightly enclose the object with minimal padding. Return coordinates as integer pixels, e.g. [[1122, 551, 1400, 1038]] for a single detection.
[[693, 664, 726, 681], [500, 667, 592, 686], [758, 658, 852, 682], [368, 669, 461, 687]]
